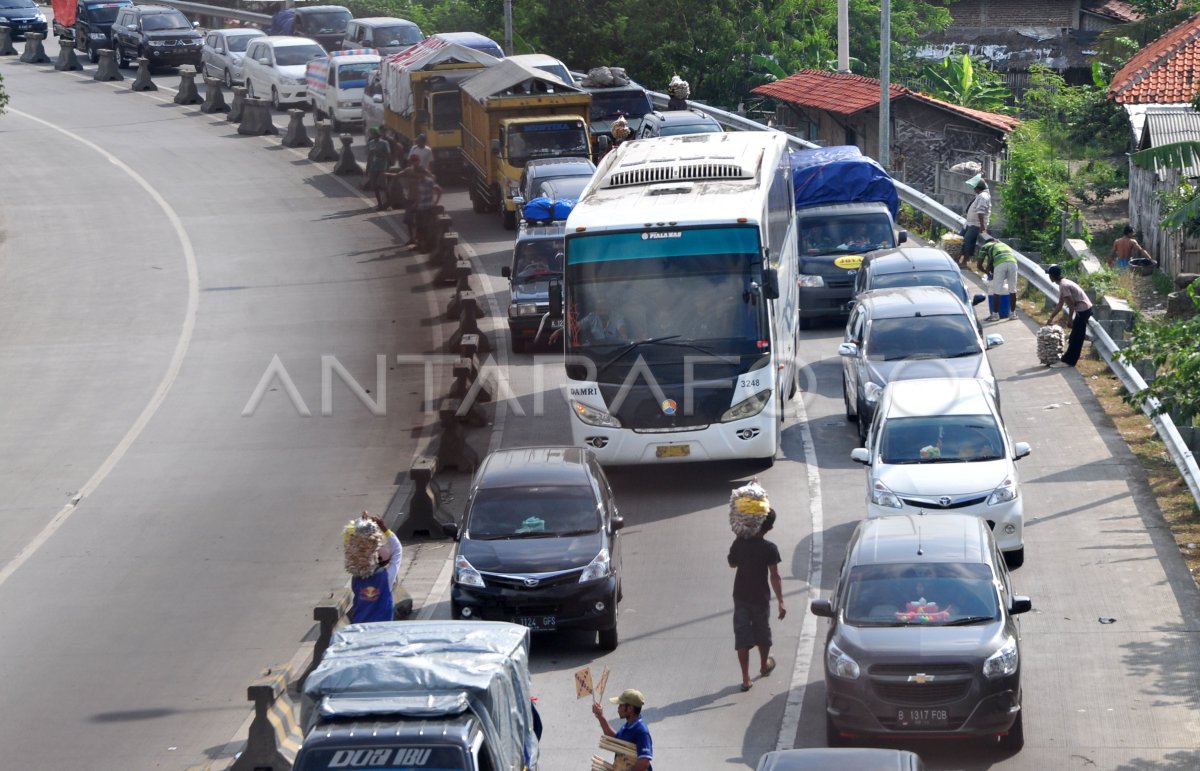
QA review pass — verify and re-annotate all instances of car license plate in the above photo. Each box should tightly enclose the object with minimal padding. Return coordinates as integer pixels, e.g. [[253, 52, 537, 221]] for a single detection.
[[513, 615, 556, 631], [551, 318, 563, 329], [897, 708, 949, 727], [655, 444, 690, 458]]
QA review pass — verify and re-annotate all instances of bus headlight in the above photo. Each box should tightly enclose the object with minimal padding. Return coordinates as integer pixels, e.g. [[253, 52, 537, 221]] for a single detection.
[[798, 274, 825, 288], [571, 400, 622, 428], [720, 390, 771, 422]]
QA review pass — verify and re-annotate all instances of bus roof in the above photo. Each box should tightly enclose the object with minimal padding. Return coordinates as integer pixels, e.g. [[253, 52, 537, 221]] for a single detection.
[[566, 131, 787, 232]]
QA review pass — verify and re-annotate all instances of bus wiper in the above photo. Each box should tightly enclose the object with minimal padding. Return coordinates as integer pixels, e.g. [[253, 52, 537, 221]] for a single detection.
[[597, 336, 681, 375]]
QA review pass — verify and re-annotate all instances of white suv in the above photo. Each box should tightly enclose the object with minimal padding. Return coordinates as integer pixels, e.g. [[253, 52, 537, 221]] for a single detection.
[[242, 36, 326, 110], [851, 378, 1031, 567]]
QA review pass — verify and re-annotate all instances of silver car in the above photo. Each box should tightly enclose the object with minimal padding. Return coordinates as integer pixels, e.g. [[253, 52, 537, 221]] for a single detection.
[[201, 28, 266, 88]]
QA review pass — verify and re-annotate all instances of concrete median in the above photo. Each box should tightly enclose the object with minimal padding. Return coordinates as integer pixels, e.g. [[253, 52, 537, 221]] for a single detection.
[[307, 120, 339, 162], [445, 258, 474, 320], [18, 31, 50, 64], [174, 66, 203, 105], [227, 85, 246, 123], [436, 398, 480, 472], [229, 668, 300, 771], [446, 291, 492, 355], [53, 41, 83, 71], [200, 77, 230, 113], [93, 48, 122, 81], [130, 57, 156, 91], [238, 96, 278, 136], [332, 133, 361, 175], [397, 456, 449, 539], [281, 109, 313, 148], [0, 25, 17, 56]]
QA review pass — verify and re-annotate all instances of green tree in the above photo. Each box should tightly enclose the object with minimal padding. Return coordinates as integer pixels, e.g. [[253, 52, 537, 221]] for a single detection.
[[1000, 123, 1069, 255], [921, 53, 1012, 111], [1117, 284, 1200, 422]]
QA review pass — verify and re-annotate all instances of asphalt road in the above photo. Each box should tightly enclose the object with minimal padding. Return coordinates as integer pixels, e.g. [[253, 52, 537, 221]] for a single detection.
[[2, 32, 1199, 771]]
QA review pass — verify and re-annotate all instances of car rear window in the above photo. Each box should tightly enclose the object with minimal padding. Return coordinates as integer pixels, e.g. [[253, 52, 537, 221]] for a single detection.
[[275, 44, 326, 66], [871, 269, 967, 302], [467, 486, 599, 539], [878, 415, 1004, 465], [866, 315, 979, 361], [226, 33, 259, 53], [658, 123, 722, 137], [844, 561, 1000, 626]]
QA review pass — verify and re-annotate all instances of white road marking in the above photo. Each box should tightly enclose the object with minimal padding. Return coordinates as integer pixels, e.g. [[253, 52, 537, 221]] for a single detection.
[[0, 109, 200, 590], [776, 384, 824, 750]]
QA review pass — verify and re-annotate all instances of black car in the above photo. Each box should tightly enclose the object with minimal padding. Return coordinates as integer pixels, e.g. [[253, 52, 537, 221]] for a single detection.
[[110, 4, 202, 69], [811, 513, 1030, 750], [273, 5, 351, 53], [853, 246, 985, 308], [502, 221, 566, 353], [443, 446, 624, 649], [0, 0, 47, 40], [65, 0, 133, 63], [637, 109, 724, 139]]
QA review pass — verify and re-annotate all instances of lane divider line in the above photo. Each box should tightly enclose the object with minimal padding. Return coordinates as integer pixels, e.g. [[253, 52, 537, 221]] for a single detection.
[[0, 108, 200, 590]]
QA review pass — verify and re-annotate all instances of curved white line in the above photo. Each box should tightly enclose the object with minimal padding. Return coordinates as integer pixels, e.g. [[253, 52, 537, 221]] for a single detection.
[[0, 109, 200, 590]]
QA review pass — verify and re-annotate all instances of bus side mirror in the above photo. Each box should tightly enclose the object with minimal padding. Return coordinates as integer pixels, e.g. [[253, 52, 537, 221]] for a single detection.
[[549, 282, 563, 318], [761, 268, 779, 299], [596, 135, 611, 154]]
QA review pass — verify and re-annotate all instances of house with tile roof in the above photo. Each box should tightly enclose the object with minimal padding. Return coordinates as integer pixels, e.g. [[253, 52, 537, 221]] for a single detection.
[[1108, 12, 1200, 276], [752, 70, 1017, 215]]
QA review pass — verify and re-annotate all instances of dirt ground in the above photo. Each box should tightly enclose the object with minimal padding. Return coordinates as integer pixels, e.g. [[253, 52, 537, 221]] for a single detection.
[[1073, 188, 1169, 314]]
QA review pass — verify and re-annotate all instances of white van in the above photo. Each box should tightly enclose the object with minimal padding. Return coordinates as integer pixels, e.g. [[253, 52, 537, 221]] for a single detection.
[[306, 48, 382, 131], [505, 53, 575, 87]]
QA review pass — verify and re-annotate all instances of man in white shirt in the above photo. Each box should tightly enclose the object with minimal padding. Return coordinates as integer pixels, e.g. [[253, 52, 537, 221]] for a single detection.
[[408, 133, 434, 171], [961, 179, 991, 266]]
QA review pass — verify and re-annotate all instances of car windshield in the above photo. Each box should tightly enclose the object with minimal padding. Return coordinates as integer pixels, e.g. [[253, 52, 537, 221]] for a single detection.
[[142, 12, 191, 31], [866, 315, 980, 361], [535, 63, 572, 84], [798, 214, 894, 255], [844, 562, 1001, 626], [536, 176, 589, 200], [297, 10, 350, 34], [374, 25, 422, 46], [658, 122, 722, 137], [467, 486, 600, 539], [336, 62, 377, 89], [589, 91, 653, 121], [275, 44, 325, 66], [226, 33, 259, 53], [85, 4, 122, 23], [879, 414, 1005, 464], [514, 239, 565, 279], [872, 268, 967, 302], [507, 121, 590, 167], [1, 0, 36, 8]]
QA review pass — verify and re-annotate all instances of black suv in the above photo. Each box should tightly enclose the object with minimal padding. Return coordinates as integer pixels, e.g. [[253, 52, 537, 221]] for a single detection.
[[501, 221, 566, 353], [443, 446, 624, 649], [110, 5, 202, 70], [811, 513, 1030, 750], [53, 0, 132, 62]]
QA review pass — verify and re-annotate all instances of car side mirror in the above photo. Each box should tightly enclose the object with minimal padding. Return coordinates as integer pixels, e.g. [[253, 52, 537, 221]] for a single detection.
[[810, 599, 834, 618], [1013, 441, 1031, 460], [897, 229, 908, 244], [372, 94, 383, 103], [611, 516, 625, 532], [761, 267, 779, 300], [985, 333, 1004, 349], [549, 281, 563, 318], [597, 135, 611, 154], [193, 21, 200, 28], [837, 342, 858, 357], [512, 195, 525, 207], [257, 57, 270, 65], [1010, 596, 1032, 615], [501, 266, 512, 278], [850, 447, 870, 464], [441, 522, 460, 540], [971, 293, 986, 306]]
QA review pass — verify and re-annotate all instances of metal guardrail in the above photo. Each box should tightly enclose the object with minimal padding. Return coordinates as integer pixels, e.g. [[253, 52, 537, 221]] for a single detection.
[[136, 0, 271, 26]]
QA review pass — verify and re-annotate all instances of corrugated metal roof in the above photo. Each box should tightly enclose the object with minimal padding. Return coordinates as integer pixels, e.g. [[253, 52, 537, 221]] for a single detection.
[[460, 59, 581, 101], [1109, 12, 1200, 105], [1141, 108, 1200, 176]]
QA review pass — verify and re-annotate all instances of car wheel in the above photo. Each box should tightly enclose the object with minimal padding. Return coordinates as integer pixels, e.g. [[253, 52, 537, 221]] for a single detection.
[[799, 315, 813, 331], [825, 713, 848, 747], [222, 68, 232, 89], [271, 86, 281, 111], [856, 399, 869, 445], [843, 376, 857, 422], [245, 79, 255, 98], [116, 44, 128, 68], [502, 206, 516, 230], [598, 625, 618, 651], [510, 335, 526, 355], [470, 185, 486, 214], [998, 710, 1024, 752], [1004, 547, 1025, 570], [88, 44, 99, 64]]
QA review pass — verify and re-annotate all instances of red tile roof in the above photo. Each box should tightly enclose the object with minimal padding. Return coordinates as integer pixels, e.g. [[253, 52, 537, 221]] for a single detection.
[[752, 69, 1018, 133], [1081, 0, 1143, 24], [1109, 12, 1200, 104]]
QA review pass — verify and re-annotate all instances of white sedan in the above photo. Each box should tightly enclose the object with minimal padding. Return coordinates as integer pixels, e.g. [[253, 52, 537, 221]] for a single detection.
[[201, 28, 266, 89], [242, 36, 327, 110]]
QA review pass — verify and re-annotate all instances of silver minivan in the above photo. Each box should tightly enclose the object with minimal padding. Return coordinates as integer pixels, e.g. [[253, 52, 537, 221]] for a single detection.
[[342, 16, 423, 55]]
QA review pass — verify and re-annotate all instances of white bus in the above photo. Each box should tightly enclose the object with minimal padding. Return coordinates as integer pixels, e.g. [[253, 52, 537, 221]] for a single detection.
[[559, 131, 799, 465]]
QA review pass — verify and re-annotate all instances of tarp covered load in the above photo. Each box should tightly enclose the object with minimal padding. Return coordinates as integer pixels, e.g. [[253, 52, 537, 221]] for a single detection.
[[790, 145, 899, 218], [303, 621, 538, 770], [380, 37, 500, 116], [460, 58, 585, 103]]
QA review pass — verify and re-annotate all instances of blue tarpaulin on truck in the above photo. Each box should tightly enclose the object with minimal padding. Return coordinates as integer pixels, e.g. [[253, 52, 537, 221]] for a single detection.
[[790, 146, 899, 218]]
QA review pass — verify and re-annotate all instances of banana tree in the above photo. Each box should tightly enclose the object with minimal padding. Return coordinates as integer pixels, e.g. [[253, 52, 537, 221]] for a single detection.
[[922, 53, 1012, 112]]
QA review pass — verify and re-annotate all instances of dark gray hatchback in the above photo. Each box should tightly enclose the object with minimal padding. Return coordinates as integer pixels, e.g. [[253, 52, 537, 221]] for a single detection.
[[443, 446, 624, 650], [811, 513, 1030, 751]]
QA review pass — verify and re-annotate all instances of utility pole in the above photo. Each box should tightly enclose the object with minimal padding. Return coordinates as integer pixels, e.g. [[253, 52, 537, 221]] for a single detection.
[[837, 0, 849, 73], [503, 0, 513, 56], [879, 0, 891, 169]]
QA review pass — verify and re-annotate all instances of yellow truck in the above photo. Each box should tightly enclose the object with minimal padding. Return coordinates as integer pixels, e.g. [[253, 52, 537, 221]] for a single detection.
[[459, 59, 599, 230], [370, 37, 499, 177]]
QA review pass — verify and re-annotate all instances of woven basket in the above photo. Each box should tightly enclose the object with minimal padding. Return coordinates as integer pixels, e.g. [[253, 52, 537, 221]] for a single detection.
[[940, 233, 964, 260]]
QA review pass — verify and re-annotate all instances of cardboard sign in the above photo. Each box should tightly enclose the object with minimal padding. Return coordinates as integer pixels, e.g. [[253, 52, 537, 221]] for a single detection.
[[595, 667, 610, 703], [574, 667, 594, 699]]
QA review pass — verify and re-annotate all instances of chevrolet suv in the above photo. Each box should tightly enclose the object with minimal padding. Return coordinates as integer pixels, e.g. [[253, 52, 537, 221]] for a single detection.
[[811, 513, 1031, 751], [501, 221, 566, 353], [443, 446, 624, 649], [110, 5, 202, 70]]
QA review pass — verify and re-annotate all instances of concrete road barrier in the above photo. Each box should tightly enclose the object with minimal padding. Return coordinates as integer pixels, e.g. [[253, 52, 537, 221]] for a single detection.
[[53, 41, 83, 71], [174, 66, 203, 105], [281, 109, 313, 148], [19, 31, 50, 64], [229, 669, 300, 771], [446, 292, 492, 355], [449, 336, 490, 428], [332, 133, 361, 175], [445, 258, 474, 320], [0, 25, 17, 56], [238, 96, 278, 136], [308, 120, 338, 162], [226, 85, 246, 123], [436, 398, 480, 472], [93, 48, 122, 81], [398, 456, 449, 539], [200, 77, 230, 113], [130, 58, 156, 91], [301, 591, 352, 685], [434, 232, 460, 284]]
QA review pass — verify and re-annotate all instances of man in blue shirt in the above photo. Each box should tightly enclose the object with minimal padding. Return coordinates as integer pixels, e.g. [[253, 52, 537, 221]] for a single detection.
[[592, 688, 653, 771]]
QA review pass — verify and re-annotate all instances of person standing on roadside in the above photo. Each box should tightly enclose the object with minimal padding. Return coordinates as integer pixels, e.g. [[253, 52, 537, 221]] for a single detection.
[[364, 127, 392, 210], [1046, 264, 1094, 368], [348, 513, 403, 623], [728, 509, 786, 692], [592, 689, 653, 771], [961, 177, 991, 266], [408, 132, 434, 172], [1109, 225, 1154, 270]]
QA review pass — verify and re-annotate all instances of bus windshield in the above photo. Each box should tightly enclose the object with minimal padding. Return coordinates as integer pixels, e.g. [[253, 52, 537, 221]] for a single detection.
[[565, 227, 769, 380]]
